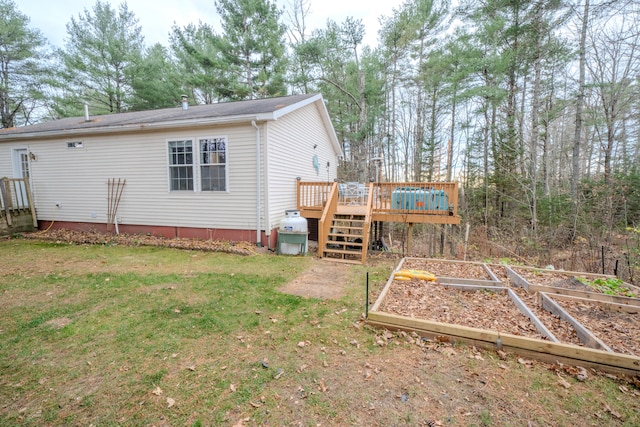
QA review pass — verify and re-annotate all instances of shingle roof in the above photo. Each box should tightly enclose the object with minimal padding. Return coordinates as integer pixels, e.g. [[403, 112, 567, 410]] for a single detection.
[[0, 93, 318, 138]]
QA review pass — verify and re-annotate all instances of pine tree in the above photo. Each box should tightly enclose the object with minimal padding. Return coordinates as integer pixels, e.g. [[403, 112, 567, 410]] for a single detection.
[[0, 0, 49, 127], [55, 0, 145, 116], [215, 0, 287, 99]]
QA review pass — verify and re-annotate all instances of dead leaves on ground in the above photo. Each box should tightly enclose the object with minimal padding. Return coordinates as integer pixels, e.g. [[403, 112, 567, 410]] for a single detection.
[[150, 386, 176, 409], [26, 229, 257, 255]]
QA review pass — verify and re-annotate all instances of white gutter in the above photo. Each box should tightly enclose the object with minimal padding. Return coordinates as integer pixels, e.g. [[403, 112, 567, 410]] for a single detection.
[[252, 120, 261, 247], [0, 113, 279, 142]]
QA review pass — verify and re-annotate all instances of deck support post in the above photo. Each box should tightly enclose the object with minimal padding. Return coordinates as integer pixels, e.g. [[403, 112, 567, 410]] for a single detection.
[[407, 222, 413, 255]]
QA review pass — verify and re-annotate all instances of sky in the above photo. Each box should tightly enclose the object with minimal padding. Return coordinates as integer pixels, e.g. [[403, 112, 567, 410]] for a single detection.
[[19, 0, 405, 49]]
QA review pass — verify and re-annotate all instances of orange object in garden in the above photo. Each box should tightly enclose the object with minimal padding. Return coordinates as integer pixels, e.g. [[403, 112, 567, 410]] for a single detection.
[[394, 269, 436, 281]]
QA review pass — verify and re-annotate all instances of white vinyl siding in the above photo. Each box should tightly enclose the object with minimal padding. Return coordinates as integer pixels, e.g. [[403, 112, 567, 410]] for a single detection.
[[0, 144, 28, 178], [0, 97, 339, 237], [20, 125, 257, 230], [266, 103, 339, 229]]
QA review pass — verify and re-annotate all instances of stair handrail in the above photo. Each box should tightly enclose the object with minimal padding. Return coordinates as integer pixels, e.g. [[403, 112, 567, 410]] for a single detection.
[[360, 181, 375, 263], [318, 182, 338, 258]]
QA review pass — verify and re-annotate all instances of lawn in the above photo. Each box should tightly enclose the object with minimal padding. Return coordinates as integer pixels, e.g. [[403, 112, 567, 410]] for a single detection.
[[1, 239, 639, 426]]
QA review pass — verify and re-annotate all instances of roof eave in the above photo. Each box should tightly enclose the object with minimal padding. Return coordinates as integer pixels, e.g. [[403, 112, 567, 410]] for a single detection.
[[0, 113, 278, 141]]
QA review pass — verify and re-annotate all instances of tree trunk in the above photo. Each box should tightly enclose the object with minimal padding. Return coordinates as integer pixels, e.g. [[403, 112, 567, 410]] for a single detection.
[[529, 3, 543, 236], [571, 0, 589, 239]]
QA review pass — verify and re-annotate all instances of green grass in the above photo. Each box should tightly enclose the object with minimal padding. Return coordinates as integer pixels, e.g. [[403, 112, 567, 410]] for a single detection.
[[1, 239, 639, 426], [0, 240, 373, 426]]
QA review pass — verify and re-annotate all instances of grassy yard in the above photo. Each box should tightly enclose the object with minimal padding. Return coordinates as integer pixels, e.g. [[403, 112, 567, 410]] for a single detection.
[[1, 239, 639, 426]]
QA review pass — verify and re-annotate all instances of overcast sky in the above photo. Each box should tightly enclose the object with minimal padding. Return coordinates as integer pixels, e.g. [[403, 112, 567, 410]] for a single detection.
[[19, 0, 405, 49]]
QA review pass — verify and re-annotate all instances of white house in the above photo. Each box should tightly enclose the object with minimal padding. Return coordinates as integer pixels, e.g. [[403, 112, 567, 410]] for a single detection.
[[0, 93, 341, 248]]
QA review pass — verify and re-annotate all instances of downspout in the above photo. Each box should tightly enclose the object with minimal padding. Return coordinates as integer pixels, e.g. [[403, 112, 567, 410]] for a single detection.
[[252, 120, 261, 246], [263, 122, 271, 250]]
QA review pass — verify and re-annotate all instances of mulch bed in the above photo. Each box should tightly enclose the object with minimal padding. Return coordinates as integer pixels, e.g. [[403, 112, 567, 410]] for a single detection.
[[380, 278, 546, 339], [401, 259, 493, 281], [377, 260, 640, 354], [552, 298, 640, 356], [511, 267, 608, 292]]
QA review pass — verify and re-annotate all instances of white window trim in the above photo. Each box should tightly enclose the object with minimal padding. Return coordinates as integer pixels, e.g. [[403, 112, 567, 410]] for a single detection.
[[197, 135, 229, 193], [166, 138, 196, 192], [166, 136, 229, 193], [12, 147, 29, 178]]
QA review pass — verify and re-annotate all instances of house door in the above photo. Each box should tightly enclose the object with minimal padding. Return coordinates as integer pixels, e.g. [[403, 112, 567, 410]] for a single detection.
[[12, 149, 30, 207]]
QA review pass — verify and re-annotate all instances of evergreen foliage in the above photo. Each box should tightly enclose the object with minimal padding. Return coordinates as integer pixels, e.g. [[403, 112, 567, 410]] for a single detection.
[[8, 0, 640, 247], [0, 0, 49, 128]]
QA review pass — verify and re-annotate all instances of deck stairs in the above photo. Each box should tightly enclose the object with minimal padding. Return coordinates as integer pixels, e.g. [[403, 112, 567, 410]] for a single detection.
[[322, 211, 367, 263], [318, 181, 374, 264]]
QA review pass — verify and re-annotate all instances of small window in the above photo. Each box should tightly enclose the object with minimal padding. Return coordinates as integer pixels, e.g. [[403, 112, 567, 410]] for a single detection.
[[199, 137, 227, 191], [168, 140, 194, 191], [67, 141, 84, 149]]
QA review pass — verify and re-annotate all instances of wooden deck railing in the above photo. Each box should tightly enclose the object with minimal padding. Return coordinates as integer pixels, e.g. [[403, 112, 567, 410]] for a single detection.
[[372, 182, 458, 216], [297, 180, 458, 217], [0, 177, 37, 228], [318, 182, 339, 255], [296, 180, 334, 212]]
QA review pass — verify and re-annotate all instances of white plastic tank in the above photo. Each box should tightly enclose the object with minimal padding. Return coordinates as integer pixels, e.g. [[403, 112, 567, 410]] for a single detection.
[[280, 210, 307, 233], [278, 210, 308, 255]]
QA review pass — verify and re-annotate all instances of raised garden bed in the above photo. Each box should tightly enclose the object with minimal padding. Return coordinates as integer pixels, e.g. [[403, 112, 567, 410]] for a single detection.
[[542, 294, 640, 357], [380, 279, 552, 340], [368, 258, 640, 376], [400, 257, 500, 285], [510, 287, 583, 346], [507, 265, 639, 298]]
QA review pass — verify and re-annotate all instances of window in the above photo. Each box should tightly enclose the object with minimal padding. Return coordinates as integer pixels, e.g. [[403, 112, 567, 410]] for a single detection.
[[167, 136, 227, 192], [200, 137, 226, 191], [19, 152, 30, 179], [168, 140, 194, 191]]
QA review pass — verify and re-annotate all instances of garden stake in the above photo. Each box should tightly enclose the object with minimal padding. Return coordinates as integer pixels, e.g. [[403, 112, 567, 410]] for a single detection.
[[364, 271, 369, 319], [365, 272, 369, 319]]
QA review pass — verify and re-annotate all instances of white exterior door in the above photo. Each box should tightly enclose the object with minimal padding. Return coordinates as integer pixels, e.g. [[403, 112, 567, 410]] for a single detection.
[[12, 149, 30, 207]]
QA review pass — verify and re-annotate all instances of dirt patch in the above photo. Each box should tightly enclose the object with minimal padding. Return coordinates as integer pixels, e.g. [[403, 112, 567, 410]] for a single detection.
[[45, 317, 72, 329], [278, 258, 352, 299]]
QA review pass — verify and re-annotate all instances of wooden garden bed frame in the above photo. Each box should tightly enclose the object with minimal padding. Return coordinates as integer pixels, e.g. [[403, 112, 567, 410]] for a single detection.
[[505, 265, 640, 305], [368, 258, 640, 377]]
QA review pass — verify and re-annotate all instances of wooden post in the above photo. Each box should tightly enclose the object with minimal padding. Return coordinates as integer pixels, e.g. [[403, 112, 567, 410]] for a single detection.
[[23, 178, 38, 227], [450, 225, 457, 256], [1, 177, 12, 226], [463, 222, 470, 261], [407, 222, 413, 255]]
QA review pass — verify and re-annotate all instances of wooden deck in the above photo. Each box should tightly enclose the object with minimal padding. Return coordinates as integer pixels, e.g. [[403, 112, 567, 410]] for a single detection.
[[297, 181, 460, 225], [296, 181, 460, 263]]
